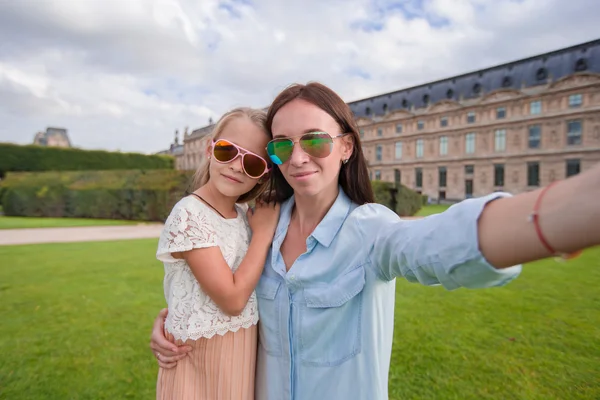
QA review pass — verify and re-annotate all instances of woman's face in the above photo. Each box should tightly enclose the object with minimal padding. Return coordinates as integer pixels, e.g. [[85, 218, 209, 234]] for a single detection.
[[271, 99, 353, 198]]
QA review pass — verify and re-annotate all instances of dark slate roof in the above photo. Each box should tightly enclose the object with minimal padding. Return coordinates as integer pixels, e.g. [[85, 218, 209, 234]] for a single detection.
[[349, 38, 600, 118], [188, 124, 214, 140]]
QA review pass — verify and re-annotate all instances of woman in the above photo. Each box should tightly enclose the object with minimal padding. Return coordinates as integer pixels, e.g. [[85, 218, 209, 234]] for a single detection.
[[151, 82, 600, 399]]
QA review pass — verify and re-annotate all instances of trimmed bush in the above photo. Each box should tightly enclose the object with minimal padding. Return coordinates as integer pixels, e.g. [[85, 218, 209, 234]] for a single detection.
[[0, 143, 173, 175], [371, 180, 422, 217], [1, 170, 193, 222]]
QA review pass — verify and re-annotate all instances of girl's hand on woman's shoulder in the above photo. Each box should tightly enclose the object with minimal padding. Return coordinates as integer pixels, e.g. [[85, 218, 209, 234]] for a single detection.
[[247, 193, 280, 242]]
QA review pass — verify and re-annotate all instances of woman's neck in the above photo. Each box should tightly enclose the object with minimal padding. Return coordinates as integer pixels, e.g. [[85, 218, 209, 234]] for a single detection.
[[292, 184, 339, 237], [195, 182, 238, 218]]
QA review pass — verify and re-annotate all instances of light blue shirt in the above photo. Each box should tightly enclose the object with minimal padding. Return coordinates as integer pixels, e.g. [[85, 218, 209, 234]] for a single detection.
[[255, 188, 522, 400]]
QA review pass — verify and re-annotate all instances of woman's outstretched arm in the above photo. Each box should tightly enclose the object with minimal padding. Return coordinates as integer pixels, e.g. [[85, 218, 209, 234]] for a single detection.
[[478, 162, 600, 269], [360, 162, 599, 289]]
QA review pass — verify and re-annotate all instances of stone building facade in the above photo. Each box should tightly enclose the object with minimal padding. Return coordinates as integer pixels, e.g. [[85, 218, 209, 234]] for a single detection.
[[180, 125, 213, 171], [353, 39, 600, 200], [156, 129, 184, 169], [33, 127, 72, 148]]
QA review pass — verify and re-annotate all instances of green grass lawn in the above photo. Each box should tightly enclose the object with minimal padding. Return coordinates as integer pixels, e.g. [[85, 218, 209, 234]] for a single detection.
[[415, 204, 451, 216], [0, 216, 142, 230], [0, 240, 598, 399]]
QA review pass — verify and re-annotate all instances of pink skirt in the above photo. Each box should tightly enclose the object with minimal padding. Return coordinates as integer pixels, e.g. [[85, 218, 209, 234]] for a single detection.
[[157, 325, 257, 400]]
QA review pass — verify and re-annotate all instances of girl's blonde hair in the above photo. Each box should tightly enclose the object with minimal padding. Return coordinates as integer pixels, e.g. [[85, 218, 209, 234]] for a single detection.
[[189, 107, 270, 203]]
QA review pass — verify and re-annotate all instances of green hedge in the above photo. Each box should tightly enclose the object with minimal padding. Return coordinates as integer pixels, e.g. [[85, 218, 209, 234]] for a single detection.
[[0, 143, 173, 176], [1, 170, 192, 222], [0, 170, 423, 221], [371, 181, 423, 217]]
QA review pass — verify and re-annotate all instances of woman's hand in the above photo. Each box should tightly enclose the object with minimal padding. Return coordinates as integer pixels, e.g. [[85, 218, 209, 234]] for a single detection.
[[149, 308, 192, 369]]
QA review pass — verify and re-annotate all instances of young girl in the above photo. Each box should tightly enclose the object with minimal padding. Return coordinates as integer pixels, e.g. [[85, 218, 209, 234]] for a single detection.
[[155, 107, 279, 400]]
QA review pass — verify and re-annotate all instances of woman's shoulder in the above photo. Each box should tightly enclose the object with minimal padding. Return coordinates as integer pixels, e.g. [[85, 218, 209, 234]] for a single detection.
[[341, 202, 401, 240], [348, 202, 400, 224], [235, 202, 249, 214]]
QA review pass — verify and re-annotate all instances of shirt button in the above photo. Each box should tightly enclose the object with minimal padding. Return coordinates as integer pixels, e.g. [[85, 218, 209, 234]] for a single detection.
[[290, 275, 296, 281]]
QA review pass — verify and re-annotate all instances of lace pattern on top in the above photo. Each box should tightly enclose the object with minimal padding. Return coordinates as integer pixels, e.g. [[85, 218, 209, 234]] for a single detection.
[[156, 197, 258, 342]]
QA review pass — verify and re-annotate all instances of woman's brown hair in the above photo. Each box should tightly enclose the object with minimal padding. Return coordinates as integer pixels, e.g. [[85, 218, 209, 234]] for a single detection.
[[266, 82, 374, 205], [189, 107, 271, 203]]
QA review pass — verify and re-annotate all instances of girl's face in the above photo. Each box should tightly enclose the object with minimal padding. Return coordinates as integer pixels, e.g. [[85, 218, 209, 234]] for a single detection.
[[270, 99, 353, 199], [206, 116, 270, 199]]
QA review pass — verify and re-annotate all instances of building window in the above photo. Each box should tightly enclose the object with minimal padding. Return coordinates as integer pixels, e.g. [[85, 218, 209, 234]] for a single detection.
[[575, 58, 588, 72], [569, 94, 582, 108], [423, 94, 430, 106], [567, 120, 582, 145], [395, 123, 402, 134], [536, 67, 548, 81], [566, 159, 580, 177], [369, 170, 372, 180], [377, 128, 383, 137], [527, 162, 540, 187], [440, 117, 448, 127], [375, 170, 381, 180], [395, 142, 403, 159], [467, 112, 476, 124], [496, 107, 506, 119], [375, 145, 382, 161], [438, 166, 447, 187], [439, 136, 448, 155], [530, 100, 542, 115], [465, 164, 474, 174], [417, 120, 424, 130], [394, 169, 401, 186], [528, 125, 541, 149], [494, 129, 506, 152], [359, 129, 364, 138], [494, 164, 505, 187], [416, 139, 424, 158], [465, 133, 476, 154], [465, 179, 473, 198], [415, 168, 422, 188], [365, 107, 371, 116]]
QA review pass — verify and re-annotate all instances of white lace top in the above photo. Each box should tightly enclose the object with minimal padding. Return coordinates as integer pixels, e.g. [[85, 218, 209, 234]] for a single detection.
[[156, 196, 258, 342]]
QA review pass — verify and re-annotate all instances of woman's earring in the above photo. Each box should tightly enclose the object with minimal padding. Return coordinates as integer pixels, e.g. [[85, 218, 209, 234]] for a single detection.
[[342, 159, 349, 164]]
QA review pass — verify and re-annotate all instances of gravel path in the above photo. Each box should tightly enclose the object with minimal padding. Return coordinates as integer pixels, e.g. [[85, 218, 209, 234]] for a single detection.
[[0, 224, 164, 246]]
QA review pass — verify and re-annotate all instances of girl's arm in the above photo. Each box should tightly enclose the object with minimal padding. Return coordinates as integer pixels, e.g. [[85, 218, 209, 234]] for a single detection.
[[173, 201, 280, 316], [175, 232, 271, 316]]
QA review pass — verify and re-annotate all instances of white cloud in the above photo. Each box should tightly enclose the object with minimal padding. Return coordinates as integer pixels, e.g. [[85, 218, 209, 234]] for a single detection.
[[0, 0, 597, 153]]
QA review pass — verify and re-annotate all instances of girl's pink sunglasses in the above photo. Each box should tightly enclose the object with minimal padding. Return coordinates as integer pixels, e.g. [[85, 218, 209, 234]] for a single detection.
[[211, 139, 271, 179]]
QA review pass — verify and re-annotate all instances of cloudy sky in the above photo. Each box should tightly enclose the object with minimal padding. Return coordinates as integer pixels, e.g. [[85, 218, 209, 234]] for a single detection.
[[0, 0, 598, 154]]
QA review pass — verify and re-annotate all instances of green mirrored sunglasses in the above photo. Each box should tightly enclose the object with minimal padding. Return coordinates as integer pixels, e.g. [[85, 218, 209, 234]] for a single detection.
[[266, 131, 347, 165]]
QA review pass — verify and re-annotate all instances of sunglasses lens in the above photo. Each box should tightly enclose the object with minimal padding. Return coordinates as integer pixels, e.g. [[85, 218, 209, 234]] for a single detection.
[[213, 140, 238, 162], [267, 140, 293, 165], [243, 154, 267, 178], [300, 132, 333, 158]]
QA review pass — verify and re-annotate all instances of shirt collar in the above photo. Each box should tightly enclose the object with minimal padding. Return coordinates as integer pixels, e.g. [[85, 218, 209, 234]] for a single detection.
[[274, 187, 353, 248]]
